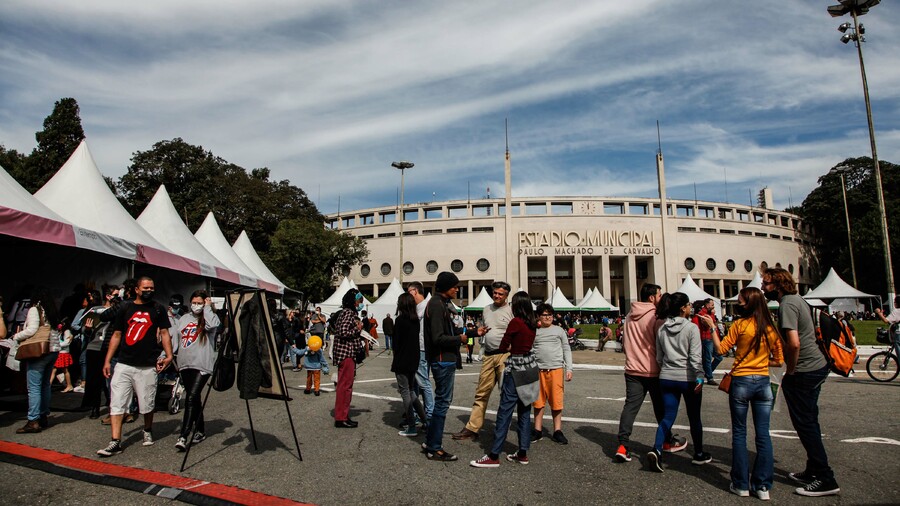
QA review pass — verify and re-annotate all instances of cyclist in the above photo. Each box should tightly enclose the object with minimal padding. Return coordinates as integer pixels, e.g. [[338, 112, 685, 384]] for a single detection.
[[874, 295, 900, 356]]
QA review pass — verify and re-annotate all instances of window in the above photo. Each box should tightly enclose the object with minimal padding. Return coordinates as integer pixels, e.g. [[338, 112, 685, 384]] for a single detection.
[[551, 202, 573, 215], [718, 209, 733, 220], [403, 209, 418, 221], [737, 210, 749, 222], [359, 214, 374, 225], [341, 217, 355, 228], [498, 205, 506, 216], [447, 227, 467, 233], [720, 229, 735, 234], [426, 260, 438, 274], [476, 258, 490, 272], [744, 260, 753, 273], [698, 207, 714, 218], [604, 203, 624, 215], [377, 232, 396, 238], [760, 261, 769, 271], [448, 207, 468, 218], [706, 258, 716, 271], [753, 213, 764, 223], [380, 212, 395, 223], [451, 259, 464, 273], [380, 263, 391, 276], [684, 258, 696, 271], [678, 227, 697, 232], [360, 264, 371, 277], [472, 205, 492, 217], [403, 262, 414, 275], [423, 229, 442, 234], [424, 208, 442, 220], [525, 203, 547, 215], [653, 204, 673, 216], [326, 220, 337, 229], [629, 204, 648, 215], [781, 217, 790, 227], [677, 206, 694, 217], [726, 259, 735, 272], [358, 234, 373, 239], [788, 263, 795, 274], [472, 226, 494, 232], [699, 228, 716, 233]]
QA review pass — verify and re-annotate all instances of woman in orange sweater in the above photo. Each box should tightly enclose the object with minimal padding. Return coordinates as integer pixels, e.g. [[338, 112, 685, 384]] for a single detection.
[[706, 287, 783, 500]]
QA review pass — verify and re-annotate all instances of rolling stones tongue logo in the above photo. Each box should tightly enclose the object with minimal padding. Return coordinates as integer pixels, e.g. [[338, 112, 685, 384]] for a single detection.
[[125, 311, 153, 345], [181, 322, 199, 349]]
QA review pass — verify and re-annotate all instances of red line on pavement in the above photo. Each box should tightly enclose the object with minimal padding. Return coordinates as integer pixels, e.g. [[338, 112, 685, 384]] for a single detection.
[[0, 440, 311, 506]]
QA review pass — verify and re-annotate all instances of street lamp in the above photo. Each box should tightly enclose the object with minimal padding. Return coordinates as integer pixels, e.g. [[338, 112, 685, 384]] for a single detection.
[[392, 161, 414, 282], [543, 278, 556, 303], [828, 0, 895, 307]]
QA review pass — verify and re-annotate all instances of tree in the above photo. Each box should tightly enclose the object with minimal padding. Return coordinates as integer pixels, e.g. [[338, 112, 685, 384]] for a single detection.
[[265, 219, 369, 301], [0, 145, 27, 180], [797, 157, 899, 296], [17, 98, 85, 192]]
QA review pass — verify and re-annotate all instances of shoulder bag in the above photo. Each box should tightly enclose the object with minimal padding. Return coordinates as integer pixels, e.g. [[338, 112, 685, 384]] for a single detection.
[[16, 309, 51, 361]]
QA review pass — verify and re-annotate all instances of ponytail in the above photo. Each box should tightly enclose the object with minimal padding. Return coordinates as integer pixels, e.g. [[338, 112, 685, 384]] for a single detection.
[[655, 291, 690, 319]]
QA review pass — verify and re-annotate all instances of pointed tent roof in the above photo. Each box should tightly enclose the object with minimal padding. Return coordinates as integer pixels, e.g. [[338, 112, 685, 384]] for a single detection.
[[367, 278, 404, 317], [136, 185, 233, 280], [546, 287, 576, 309], [676, 274, 721, 316], [35, 141, 166, 250], [0, 163, 77, 247], [464, 287, 494, 311], [194, 212, 258, 287], [577, 287, 594, 307], [726, 272, 764, 301], [578, 289, 620, 311], [803, 268, 875, 300], [320, 277, 353, 307], [232, 230, 286, 293]]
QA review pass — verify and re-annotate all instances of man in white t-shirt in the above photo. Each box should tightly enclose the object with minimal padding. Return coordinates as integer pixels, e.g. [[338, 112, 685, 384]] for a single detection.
[[407, 281, 434, 421]]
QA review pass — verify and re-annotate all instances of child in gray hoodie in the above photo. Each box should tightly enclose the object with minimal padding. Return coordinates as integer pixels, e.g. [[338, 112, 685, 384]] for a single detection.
[[646, 291, 709, 473]]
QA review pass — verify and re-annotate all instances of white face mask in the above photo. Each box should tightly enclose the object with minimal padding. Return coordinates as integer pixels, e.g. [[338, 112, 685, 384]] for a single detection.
[[191, 303, 204, 315]]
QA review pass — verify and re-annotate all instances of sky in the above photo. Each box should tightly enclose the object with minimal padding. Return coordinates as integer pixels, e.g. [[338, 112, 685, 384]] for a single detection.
[[1, 0, 899, 215]]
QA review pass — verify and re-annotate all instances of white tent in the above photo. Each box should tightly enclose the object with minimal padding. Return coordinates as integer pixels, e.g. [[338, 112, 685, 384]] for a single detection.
[[136, 185, 232, 280], [676, 274, 721, 316], [803, 268, 876, 300], [576, 287, 594, 306], [366, 278, 404, 317], [317, 277, 356, 314], [726, 272, 763, 301], [232, 230, 286, 293], [464, 287, 494, 311], [545, 287, 576, 309], [577, 288, 620, 311], [194, 212, 259, 288]]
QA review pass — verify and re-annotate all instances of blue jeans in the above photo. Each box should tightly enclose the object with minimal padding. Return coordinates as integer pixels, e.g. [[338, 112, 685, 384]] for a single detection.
[[729, 375, 774, 491], [425, 361, 456, 452], [491, 371, 531, 456], [655, 379, 704, 453], [416, 351, 434, 419], [781, 366, 834, 481], [702, 340, 723, 381], [25, 352, 58, 421], [384, 334, 392, 351]]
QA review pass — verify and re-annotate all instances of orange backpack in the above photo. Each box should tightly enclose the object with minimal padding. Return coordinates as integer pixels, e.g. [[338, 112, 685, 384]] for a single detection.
[[811, 307, 857, 377]]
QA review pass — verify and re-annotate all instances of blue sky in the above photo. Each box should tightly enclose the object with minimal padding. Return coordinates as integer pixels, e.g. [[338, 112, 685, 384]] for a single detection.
[[1, 1, 898, 215]]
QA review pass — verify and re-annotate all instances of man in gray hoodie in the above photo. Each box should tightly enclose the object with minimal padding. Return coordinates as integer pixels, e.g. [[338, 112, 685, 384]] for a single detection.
[[614, 283, 686, 462]]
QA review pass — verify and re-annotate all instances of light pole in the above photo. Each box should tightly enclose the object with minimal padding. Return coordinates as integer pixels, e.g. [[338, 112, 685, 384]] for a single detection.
[[840, 173, 858, 287], [829, 0, 894, 306], [544, 278, 556, 303], [392, 161, 414, 282]]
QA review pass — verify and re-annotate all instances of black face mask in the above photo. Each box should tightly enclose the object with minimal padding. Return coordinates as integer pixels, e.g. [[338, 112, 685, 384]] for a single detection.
[[140, 290, 155, 302], [763, 289, 779, 302], [736, 304, 753, 318]]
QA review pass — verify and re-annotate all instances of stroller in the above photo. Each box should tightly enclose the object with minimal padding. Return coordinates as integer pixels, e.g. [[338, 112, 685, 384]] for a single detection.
[[567, 328, 587, 351], [155, 359, 185, 415]]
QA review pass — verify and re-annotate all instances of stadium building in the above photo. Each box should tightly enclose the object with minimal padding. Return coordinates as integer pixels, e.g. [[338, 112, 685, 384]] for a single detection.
[[326, 150, 816, 312]]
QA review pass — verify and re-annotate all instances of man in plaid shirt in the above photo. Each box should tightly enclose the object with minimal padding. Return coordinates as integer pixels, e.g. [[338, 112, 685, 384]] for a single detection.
[[333, 289, 365, 428]]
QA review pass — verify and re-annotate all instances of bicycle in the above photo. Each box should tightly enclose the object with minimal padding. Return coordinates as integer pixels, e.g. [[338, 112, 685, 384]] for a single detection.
[[865, 328, 899, 382]]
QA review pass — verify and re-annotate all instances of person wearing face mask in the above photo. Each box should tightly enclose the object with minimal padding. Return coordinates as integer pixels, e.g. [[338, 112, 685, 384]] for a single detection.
[[97, 276, 174, 457], [709, 287, 783, 500], [332, 289, 366, 428], [173, 290, 220, 451]]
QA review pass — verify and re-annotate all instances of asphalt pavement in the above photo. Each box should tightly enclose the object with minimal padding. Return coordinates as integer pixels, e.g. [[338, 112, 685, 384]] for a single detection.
[[1, 346, 898, 505]]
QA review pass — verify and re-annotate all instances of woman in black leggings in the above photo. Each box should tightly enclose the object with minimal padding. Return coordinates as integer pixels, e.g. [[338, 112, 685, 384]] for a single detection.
[[173, 290, 220, 451]]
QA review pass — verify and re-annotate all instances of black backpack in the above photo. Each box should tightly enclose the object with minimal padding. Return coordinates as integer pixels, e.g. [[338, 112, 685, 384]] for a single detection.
[[327, 310, 341, 335]]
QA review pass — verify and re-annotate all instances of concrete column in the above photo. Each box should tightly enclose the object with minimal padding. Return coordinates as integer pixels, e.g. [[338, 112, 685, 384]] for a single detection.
[[697, 278, 705, 294], [624, 255, 638, 312], [574, 255, 584, 301], [546, 254, 557, 301], [519, 254, 528, 292], [373, 284, 380, 297], [718, 279, 725, 300], [601, 255, 611, 299], [468, 279, 474, 305]]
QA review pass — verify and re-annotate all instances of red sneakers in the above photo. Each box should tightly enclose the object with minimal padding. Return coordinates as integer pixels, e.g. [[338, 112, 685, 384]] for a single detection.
[[469, 455, 500, 468]]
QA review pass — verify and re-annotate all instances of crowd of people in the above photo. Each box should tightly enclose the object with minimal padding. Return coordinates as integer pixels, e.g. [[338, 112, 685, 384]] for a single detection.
[[1, 266, 855, 499]]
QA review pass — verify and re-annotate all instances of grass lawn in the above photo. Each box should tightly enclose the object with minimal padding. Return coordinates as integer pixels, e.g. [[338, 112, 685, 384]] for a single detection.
[[577, 320, 888, 346]]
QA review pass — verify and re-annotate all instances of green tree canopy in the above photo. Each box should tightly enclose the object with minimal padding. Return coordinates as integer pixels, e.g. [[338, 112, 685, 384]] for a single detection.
[[7, 98, 85, 192], [265, 219, 369, 302], [797, 157, 899, 296]]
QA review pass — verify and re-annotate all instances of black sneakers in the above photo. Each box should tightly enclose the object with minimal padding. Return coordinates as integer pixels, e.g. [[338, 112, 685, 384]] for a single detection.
[[551, 430, 569, 445], [530, 429, 544, 442], [646, 449, 663, 472], [691, 452, 713, 465], [97, 440, 123, 457], [788, 470, 816, 485], [795, 479, 840, 497]]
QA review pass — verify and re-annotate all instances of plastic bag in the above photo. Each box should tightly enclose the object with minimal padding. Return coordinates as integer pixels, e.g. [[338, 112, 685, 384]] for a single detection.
[[769, 365, 784, 413]]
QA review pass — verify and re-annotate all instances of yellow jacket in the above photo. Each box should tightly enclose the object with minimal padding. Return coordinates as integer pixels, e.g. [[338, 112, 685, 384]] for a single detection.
[[717, 318, 784, 376]]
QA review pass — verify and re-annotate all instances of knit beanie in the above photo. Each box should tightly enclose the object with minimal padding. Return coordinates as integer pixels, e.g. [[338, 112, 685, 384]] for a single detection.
[[435, 271, 459, 293]]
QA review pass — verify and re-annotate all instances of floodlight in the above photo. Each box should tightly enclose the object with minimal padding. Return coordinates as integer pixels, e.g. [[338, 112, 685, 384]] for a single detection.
[[840, 33, 853, 44], [858, 23, 865, 34], [838, 22, 852, 32]]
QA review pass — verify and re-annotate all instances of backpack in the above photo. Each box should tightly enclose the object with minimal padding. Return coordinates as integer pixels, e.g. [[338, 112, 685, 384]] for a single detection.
[[327, 311, 341, 335], [810, 307, 857, 377]]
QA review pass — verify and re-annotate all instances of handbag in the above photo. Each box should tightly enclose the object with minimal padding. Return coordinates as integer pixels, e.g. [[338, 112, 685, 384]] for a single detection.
[[15, 308, 51, 361], [718, 372, 732, 393]]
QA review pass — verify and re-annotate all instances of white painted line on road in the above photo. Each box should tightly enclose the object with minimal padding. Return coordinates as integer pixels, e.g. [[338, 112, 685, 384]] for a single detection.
[[841, 437, 900, 446]]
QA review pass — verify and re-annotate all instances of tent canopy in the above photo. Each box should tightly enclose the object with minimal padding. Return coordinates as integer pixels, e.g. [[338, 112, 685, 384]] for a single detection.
[[464, 287, 494, 311], [366, 278, 404, 317], [726, 272, 763, 301], [194, 212, 259, 288], [577, 287, 620, 311], [676, 274, 721, 316], [232, 230, 286, 293], [545, 287, 576, 309], [577, 287, 594, 306], [803, 268, 875, 300]]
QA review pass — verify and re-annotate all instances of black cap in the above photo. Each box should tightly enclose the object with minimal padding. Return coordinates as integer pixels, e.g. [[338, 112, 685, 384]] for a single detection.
[[435, 271, 459, 293]]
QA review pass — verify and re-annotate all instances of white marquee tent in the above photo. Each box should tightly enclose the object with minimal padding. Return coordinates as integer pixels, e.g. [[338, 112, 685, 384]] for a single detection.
[[232, 230, 286, 293], [676, 274, 721, 316], [803, 268, 876, 300], [545, 287, 576, 309], [464, 287, 494, 311], [366, 278, 404, 317], [577, 287, 620, 311], [194, 212, 259, 288]]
